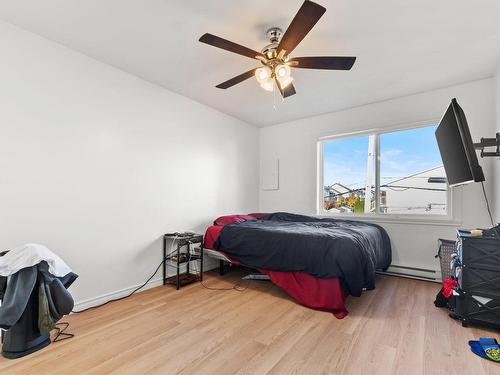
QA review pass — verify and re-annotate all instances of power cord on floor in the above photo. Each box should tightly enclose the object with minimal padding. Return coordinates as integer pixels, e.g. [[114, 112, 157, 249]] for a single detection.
[[71, 257, 168, 313], [72, 238, 249, 314], [188, 242, 249, 292], [57, 237, 251, 343], [72, 236, 182, 313], [199, 275, 249, 292], [53, 322, 74, 342]]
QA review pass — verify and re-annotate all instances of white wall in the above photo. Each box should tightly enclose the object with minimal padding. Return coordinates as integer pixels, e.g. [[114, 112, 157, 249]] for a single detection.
[[0, 21, 259, 307], [260, 78, 497, 277]]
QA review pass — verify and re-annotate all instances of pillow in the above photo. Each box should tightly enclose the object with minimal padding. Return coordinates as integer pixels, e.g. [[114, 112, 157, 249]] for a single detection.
[[214, 214, 257, 226]]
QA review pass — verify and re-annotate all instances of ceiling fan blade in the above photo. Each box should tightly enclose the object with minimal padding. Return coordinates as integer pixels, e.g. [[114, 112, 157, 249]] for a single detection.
[[277, 1, 326, 56], [289, 56, 356, 70], [199, 33, 264, 60], [276, 78, 296, 98], [216, 68, 258, 89]]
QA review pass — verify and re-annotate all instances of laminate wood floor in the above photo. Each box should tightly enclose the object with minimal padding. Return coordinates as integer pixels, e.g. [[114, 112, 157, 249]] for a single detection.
[[0, 271, 499, 374]]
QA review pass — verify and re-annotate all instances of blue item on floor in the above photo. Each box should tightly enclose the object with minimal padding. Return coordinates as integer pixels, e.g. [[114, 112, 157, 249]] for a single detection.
[[469, 338, 500, 363]]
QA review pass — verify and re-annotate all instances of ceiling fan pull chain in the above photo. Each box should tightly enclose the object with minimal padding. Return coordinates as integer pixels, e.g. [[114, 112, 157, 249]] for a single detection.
[[273, 82, 278, 111]]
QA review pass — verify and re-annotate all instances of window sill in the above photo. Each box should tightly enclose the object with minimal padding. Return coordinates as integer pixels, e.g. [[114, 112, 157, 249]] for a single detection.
[[316, 213, 462, 227]]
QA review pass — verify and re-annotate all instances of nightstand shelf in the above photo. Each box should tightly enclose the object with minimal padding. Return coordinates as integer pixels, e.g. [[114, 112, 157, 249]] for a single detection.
[[163, 273, 200, 288], [162, 233, 203, 290]]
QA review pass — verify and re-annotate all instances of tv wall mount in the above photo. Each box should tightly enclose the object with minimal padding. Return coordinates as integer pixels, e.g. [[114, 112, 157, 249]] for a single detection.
[[474, 133, 500, 158]]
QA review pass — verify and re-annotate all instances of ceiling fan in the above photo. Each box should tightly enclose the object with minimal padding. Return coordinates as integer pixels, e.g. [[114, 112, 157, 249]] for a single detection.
[[199, 0, 356, 98]]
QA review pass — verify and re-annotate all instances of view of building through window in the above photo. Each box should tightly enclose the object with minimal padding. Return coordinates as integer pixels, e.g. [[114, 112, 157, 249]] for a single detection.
[[322, 125, 447, 215], [323, 135, 375, 213]]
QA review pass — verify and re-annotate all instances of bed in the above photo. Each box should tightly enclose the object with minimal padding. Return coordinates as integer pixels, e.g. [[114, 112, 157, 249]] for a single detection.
[[203, 212, 391, 318]]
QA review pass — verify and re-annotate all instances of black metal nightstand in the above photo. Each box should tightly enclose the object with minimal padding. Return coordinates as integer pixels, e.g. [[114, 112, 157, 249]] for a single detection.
[[162, 233, 203, 290]]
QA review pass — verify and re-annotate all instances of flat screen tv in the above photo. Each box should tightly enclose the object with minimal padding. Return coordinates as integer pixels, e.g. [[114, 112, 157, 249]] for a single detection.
[[435, 98, 485, 186]]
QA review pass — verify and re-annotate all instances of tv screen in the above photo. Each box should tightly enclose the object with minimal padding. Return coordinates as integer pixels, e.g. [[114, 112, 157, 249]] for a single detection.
[[435, 98, 484, 186]]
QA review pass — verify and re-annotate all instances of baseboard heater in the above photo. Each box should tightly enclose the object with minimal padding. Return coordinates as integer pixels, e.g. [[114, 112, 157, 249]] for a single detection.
[[377, 264, 439, 282]]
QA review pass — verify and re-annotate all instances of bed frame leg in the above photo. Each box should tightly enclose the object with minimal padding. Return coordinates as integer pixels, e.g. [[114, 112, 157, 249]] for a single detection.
[[219, 260, 225, 276]]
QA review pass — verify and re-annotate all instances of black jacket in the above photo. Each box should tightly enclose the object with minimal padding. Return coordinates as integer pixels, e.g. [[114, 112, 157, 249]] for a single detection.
[[0, 261, 77, 332]]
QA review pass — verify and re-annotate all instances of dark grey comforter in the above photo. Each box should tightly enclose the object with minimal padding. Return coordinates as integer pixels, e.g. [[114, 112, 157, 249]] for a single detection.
[[216, 212, 392, 296]]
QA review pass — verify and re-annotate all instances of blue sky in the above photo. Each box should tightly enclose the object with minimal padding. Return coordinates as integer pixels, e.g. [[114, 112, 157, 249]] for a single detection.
[[323, 125, 443, 188]]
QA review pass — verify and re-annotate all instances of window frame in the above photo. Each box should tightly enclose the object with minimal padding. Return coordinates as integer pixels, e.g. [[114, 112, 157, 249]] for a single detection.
[[317, 119, 461, 225]]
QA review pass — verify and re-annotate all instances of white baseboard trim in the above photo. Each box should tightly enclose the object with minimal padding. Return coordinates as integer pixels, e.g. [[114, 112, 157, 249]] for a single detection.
[[73, 258, 219, 311], [74, 261, 438, 311], [73, 277, 164, 311]]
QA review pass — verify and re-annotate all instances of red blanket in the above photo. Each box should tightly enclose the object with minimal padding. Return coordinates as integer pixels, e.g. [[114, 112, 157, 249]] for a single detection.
[[204, 224, 348, 318]]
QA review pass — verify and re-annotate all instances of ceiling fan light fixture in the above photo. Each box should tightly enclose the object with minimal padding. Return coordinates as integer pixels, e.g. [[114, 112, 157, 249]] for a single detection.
[[278, 76, 294, 89], [255, 66, 272, 84], [275, 64, 293, 88], [275, 64, 290, 79], [200, 1, 356, 98], [260, 79, 274, 92]]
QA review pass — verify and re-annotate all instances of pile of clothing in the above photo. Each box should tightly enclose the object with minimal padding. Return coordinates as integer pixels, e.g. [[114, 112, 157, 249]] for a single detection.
[[0, 244, 78, 359]]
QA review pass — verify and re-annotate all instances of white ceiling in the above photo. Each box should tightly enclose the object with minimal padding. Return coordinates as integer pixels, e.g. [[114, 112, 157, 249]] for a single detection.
[[1, 0, 500, 127]]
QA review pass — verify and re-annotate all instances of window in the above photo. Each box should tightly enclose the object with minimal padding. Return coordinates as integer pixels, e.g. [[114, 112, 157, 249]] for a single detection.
[[322, 135, 376, 214], [320, 124, 448, 216]]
